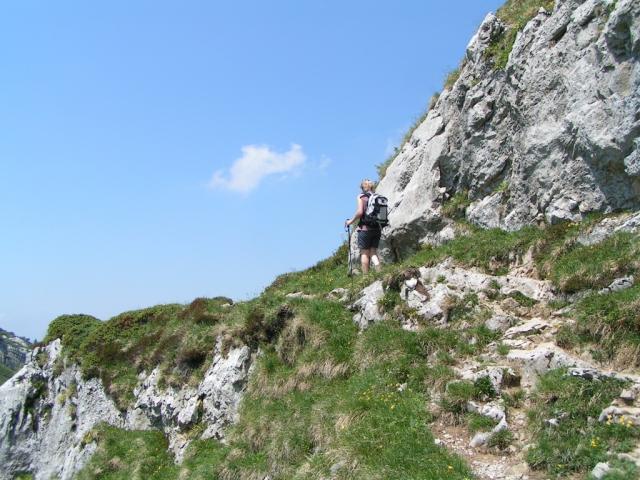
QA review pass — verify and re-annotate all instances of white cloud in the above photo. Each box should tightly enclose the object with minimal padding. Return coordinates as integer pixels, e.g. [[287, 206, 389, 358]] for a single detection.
[[316, 155, 332, 172], [210, 144, 306, 194]]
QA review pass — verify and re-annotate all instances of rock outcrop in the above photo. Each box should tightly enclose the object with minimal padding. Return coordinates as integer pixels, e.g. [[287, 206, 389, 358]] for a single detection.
[[0, 327, 31, 378], [377, 0, 640, 260], [0, 338, 255, 480]]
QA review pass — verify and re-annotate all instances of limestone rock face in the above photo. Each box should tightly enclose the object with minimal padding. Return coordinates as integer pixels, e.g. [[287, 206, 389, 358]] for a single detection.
[[0, 339, 255, 480], [378, 0, 640, 258], [0, 327, 31, 374], [132, 340, 254, 461], [0, 340, 123, 480]]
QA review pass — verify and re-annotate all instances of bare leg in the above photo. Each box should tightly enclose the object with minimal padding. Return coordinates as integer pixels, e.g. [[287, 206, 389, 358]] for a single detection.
[[360, 249, 371, 274], [370, 248, 381, 271]]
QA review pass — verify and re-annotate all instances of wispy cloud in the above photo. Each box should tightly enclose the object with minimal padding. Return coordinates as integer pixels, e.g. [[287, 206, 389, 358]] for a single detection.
[[209, 144, 306, 194], [316, 155, 332, 172]]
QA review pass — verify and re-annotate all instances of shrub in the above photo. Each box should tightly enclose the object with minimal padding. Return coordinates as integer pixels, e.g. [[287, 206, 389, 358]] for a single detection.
[[441, 381, 475, 415], [378, 289, 401, 313], [43, 314, 101, 356], [176, 346, 209, 372], [473, 376, 498, 401], [487, 429, 514, 450], [507, 291, 537, 307]]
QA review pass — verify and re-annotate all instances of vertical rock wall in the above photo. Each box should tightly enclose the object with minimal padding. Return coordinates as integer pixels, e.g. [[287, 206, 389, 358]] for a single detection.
[[378, 0, 640, 259]]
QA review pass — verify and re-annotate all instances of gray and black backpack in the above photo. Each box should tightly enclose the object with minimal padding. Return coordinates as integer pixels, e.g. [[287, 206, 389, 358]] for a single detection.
[[361, 192, 389, 227]]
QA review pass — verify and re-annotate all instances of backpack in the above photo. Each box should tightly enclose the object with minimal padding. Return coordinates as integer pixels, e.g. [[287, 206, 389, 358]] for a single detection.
[[361, 192, 389, 227]]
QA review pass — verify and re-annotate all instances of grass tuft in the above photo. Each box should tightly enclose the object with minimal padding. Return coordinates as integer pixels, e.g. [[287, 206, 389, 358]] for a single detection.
[[526, 369, 638, 476], [485, 0, 556, 69]]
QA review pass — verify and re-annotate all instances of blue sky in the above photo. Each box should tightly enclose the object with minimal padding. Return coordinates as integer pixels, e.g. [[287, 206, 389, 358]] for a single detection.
[[0, 0, 504, 341]]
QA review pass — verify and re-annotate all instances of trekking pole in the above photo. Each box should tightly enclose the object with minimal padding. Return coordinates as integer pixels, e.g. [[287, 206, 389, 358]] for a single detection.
[[345, 223, 353, 277]]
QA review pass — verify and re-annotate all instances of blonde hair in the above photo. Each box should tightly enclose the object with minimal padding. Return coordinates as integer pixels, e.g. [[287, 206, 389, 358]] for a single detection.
[[360, 179, 376, 192]]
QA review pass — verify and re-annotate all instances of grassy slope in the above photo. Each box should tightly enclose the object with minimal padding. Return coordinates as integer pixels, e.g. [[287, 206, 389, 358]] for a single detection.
[[0, 363, 16, 385], [61, 212, 640, 480]]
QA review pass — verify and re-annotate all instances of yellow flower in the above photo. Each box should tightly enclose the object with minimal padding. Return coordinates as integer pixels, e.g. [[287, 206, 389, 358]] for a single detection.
[[448, 465, 453, 470]]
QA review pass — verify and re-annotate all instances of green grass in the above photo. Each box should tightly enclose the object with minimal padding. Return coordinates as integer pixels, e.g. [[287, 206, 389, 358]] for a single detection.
[[44, 215, 639, 412], [0, 362, 16, 385], [75, 301, 473, 480], [601, 459, 639, 479], [484, 0, 556, 69], [526, 369, 639, 476], [402, 224, 543, 275], [467, 412, 498, 433], [76, 425, 180, 480], [487, 429, 513, 450], [570, 284, 640, 366], [40, 212, 640, 479], [43, 299, 254, 409], [441, 191, 471, 220], [443, 67, 461, 90], [543, 232, 640, 293], [220, 309, 471, 479]]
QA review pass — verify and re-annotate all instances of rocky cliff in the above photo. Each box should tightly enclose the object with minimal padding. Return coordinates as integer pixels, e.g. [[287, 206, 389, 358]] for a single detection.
[[378, 0, 639, 260], [0, 338, 254, 480], [0, 327, 31, 385]]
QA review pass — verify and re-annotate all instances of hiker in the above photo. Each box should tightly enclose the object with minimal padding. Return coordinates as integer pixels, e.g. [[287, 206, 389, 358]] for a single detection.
[[345, 179, 383, 274]]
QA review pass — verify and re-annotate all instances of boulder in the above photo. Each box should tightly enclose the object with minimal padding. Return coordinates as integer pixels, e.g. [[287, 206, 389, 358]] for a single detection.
[[507, 343, 591, 387], [503, 318, 551, 339], [351, 281, 385, 330]]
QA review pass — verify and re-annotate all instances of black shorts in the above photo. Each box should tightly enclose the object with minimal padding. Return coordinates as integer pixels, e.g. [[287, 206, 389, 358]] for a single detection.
[[357, 228, 381, 250]]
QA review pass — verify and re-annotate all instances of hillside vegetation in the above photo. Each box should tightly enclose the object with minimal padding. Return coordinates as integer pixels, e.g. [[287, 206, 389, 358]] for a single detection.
[[42, 212, 640, 480]]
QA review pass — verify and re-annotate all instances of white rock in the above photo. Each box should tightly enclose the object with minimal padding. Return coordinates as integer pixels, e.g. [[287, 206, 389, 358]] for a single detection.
[[507, 343, 591, 387], [577, 212, 640, 246], [591, 462, 612, 479], [503, 318, 551, 339], [351, 281, 385, 330], [599, 405, 640, 426], [0, 338, 255, 479], [485, 315, 518, 332], [599, 276, 635, 294]]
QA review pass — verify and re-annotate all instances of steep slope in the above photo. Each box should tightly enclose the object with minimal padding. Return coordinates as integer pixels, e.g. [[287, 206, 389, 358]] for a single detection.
[[0, 327, 31, 385], [2, 212, 639, 480], [378, 0, 639, 260]]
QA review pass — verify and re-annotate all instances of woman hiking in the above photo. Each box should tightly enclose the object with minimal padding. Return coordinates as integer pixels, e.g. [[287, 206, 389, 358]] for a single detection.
[[345, 179, 382, 274]]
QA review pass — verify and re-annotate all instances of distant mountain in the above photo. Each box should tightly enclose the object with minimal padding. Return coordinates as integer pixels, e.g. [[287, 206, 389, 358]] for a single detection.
[[0, 327, 32, 384]]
